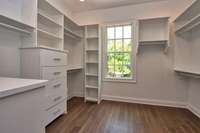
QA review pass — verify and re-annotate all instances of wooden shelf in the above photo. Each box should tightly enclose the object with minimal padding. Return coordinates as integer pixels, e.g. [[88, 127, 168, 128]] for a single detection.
[[86, 49, 98, 52], [86, 61, 98, 64], [176, 14, 200, 34], [64, 27, 82, 39], [86, 73, 98, 77], [85, 97, 98, 102], [37, 29, 62, 40], [38, 11, 62, 27], [0, 14, 34, 34], [86, 85, 98, 89], [139, 40, 168, 45], [86, 36, 99, 39], [174, 67, 200, 78], [67, 66, 83, 71]]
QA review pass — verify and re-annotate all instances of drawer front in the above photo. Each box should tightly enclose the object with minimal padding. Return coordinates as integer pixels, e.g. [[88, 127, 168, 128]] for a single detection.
[[40, 49, 67, 67], [45, 78, 67, 109], [42, 67, 66, 81], [45, 101, 66, 126]]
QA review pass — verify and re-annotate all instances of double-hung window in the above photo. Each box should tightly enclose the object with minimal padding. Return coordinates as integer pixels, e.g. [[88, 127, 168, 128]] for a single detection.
[[103, 21, 137, 82]]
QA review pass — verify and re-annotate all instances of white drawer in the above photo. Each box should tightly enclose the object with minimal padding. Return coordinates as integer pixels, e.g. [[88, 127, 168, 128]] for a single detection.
[[40, 49, 67, 67], [42, 67, 66, 81], [45, 79, 67, 109], [45, 101, 66, 126]]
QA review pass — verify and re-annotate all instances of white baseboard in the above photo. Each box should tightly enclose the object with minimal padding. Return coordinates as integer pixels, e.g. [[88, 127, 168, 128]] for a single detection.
[[102, 95, 187, 108], [187, 104, 200, 118], [67, 92, 84, 100]]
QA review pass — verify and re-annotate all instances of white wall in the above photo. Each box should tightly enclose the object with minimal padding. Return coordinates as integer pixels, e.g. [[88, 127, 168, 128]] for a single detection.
[[72, 0, 193, 106]]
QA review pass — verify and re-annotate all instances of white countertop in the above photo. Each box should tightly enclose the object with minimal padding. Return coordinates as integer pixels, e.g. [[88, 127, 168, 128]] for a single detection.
[[0, 77, 48, 98]]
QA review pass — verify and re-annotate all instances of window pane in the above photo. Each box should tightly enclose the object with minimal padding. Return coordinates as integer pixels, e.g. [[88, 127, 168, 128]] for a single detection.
[[107, 40, 115, 52], [124, 39, 132, 52], [115, 53, 123, 65], [107, 53, 115, 65], [115, 40, 123, 52], [115, 26, 123, 39], [123, 25, 131, 38], [115, 65, 124, 77], [107, 65, 115, 77], [123, 53, 131, 65], [107, 27, 114, 39], [122, 65, 131, 78]]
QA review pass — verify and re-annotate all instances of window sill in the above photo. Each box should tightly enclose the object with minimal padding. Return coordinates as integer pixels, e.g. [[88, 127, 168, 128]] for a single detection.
[[103, 78, 136, 84]]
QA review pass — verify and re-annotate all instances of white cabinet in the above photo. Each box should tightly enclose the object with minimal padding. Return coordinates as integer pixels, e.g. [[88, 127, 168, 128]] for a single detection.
[[0, 78, 47, 133], [20, 47, 67, 126]]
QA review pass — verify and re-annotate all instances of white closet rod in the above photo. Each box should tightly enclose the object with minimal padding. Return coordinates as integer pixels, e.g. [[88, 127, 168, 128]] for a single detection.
[[0, 22, 32, 34]]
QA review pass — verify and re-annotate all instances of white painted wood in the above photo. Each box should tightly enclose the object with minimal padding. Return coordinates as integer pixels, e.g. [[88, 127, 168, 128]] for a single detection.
[[45, 78, 67, 110], [0, 78, 46, 133], [85, 24, 101, 104], [174, 0, 200, 78], [45, 100, 66, 126], [138, 17, 170, 53], [20, 48, 67, 126], [37, 0, 64, 50], [42, 67, 66, 81], [40, 49, 67, 67], [0, 77, 47, 98]]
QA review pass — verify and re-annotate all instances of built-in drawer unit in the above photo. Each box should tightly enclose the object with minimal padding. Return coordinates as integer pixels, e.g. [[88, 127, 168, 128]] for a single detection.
[[42, 67, 66, 81], [20, 47, 68, 126], [45, 78, 66, 109], [40, 49, 67, 67], [45, 101, 66, 126]]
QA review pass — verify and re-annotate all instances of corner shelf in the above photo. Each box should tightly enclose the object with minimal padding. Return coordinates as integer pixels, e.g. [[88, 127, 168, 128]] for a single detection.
[[64, 27, 82, 39]]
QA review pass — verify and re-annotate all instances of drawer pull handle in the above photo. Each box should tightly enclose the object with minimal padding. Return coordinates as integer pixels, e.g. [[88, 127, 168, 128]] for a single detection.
[[53, 109, 61, 115], [53, 84, 61, 88], [54, 96, 62, 102], [53, 72, 61, 75], [53, 58, 61, 61]]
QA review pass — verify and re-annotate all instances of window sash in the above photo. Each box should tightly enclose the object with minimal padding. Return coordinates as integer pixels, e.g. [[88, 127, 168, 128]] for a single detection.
[[105, 24, 134, 79]]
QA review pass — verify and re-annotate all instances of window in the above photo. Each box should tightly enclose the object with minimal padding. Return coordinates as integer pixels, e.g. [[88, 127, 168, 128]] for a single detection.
[[103, 22, 137, 82]]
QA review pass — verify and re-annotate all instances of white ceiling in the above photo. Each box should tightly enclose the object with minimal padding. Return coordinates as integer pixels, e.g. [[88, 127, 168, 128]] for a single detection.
[[64, 0, 168, 13]]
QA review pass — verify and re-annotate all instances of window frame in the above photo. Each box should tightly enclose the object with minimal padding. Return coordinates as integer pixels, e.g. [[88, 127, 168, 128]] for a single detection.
[[102, 20, 138, 83]]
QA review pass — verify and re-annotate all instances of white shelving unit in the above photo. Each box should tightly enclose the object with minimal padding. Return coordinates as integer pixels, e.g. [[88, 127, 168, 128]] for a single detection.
[[37, 0, 64, 50], [138, 17, 170, 53], [85, 24, 101, 104], [64, 16, 84, 71], [174, 0, 200, 78], [175, 0, 200, 34]]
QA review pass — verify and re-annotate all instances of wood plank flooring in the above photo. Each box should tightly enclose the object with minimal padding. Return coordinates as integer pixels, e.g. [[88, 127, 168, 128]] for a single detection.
[[46, 97, 200, 133]]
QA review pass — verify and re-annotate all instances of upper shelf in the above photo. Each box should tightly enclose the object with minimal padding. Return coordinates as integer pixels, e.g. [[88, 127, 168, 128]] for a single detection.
[[38, 11, 62, 27], [174, 0, 200, 34], [64, 27, 82, 39], [174, 67, 200, 78], [0, 14, 35, 34]]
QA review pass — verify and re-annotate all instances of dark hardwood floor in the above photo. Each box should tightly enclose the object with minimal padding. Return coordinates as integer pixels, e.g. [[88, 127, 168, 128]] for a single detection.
[[46, 97, 200, 133]]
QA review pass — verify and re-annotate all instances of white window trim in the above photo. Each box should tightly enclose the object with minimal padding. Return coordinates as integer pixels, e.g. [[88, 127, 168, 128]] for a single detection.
[[101, 20, 138, 83]]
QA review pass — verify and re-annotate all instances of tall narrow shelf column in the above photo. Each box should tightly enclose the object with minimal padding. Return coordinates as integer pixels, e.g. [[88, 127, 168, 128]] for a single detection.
[[84, 24, 101, 104]]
